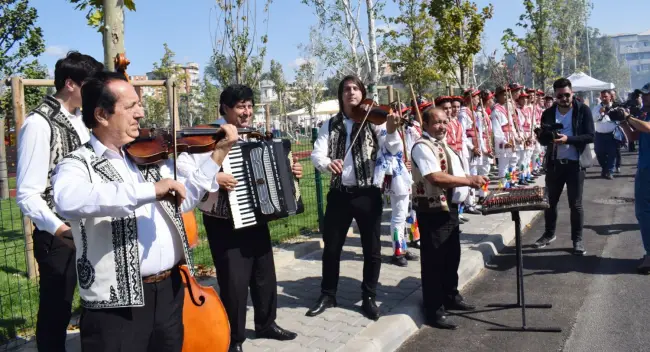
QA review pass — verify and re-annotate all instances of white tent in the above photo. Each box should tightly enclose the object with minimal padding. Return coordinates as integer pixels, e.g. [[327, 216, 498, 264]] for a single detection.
[[286, 99, 339, 117], [567, 71, 615, 92]]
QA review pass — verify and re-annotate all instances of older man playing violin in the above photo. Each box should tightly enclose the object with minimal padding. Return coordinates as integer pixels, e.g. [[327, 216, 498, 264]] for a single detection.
[[50, 71, 237, 352], [307, 75, 402, 321]]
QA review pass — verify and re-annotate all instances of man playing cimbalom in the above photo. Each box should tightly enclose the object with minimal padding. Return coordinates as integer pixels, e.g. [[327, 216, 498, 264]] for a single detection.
[[411, 107, 489, 329], [533, 78, 594, 255], [16, 51, 103, 351]]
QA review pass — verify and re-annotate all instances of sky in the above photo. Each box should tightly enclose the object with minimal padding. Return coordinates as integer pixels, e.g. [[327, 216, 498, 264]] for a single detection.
[[29, 0, 650, 82]]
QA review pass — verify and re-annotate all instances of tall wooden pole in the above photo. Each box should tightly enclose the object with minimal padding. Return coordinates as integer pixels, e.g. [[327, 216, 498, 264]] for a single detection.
[[102, 0, 125, 70], [265, 104, 271, 133], [11, 77, 38, 279]]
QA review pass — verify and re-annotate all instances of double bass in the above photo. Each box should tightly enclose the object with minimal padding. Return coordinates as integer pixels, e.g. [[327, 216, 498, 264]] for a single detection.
[[115, 54, 231, 352]]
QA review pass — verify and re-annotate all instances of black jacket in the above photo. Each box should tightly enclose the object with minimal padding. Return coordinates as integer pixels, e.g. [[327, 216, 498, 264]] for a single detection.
[[539, 98, 595, 163]]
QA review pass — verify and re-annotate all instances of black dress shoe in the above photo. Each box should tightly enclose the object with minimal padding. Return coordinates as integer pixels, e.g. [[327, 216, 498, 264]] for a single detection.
[[362, 297, 380, 321], [228, 342, 243, 352], [430, 315, 458, 330], [409, 240, 421, 249], [404, 251, 419, 261], [445, 300, 476, 311], [256, 322, 297, 341], [306, 294, 337, 317], [391, 255, 408, 267]]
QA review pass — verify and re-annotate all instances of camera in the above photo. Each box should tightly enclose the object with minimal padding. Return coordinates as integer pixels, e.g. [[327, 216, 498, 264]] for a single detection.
[[535, 123, 564, 144], [604, 105, 629, 122]]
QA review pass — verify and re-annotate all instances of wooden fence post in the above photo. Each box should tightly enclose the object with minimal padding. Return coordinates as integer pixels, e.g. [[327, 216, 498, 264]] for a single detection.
[[12, 77, 38, 279]]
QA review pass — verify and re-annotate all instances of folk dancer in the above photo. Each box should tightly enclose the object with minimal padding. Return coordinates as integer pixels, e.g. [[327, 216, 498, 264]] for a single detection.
[[531, 89, 546, 175], [308, 75, 402, 320], [508, 83, 528, 185], [446, 97, 471, 222], [459, 88, 493, 208], [411, 107, 489, 329], [376, 104, 419, 267], [51, 72, 238, 351], [517, 90, 534, 184], [16, 51, 103, 352], [179, 85, 301, 352], [490, 86, 520, 188]]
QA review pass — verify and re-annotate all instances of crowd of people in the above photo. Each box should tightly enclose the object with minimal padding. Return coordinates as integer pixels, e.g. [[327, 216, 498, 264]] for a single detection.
[[12, 50, 650, 352]]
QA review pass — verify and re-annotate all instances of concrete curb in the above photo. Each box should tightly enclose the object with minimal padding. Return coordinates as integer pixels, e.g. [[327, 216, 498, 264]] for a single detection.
[[339, 208, 543, 352], [273, 238, 324, 268]]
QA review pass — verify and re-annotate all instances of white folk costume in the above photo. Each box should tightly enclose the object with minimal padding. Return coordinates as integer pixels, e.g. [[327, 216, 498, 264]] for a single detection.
[[51, 136, 219, 308], [491, 101, 519, 186], [519, 100, 535, 182]]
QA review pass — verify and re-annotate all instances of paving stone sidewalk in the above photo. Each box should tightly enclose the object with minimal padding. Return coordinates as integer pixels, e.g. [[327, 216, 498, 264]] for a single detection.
[[16, 178, 545, 352]]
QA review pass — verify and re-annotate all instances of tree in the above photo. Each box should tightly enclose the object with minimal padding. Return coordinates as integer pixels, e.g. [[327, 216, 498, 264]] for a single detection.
[[429, 0, 494, 88], [590, 34, 631, 92], [300, 0, 368, 78], [210, 0, 271, 88], [140, 95, 167, 129], [551, 0, 590, 76], [365, 0, 381, 100], [0, 0, 45, 199], [0, 61, 49, 123], [294, 61, 324, 127], [198, 77, 221, 124], [0, 0, 45, 78], [266, 60, 288, 129], [150, 43, 187, 81], [503, 0, 558, 90], [67, 0, 137, 70], [382, 0, 439, 96]]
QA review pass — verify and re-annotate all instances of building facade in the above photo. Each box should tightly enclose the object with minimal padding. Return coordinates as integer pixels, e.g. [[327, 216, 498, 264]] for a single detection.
[[610, 29, 650, 90]]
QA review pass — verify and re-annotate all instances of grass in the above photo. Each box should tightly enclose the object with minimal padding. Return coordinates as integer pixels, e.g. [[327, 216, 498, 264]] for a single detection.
[[0, 139, 331, 345]]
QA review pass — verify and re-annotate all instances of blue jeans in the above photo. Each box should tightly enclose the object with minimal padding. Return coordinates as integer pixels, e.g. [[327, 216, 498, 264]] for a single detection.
[[635, 168, 650, 255], [595, 132, 617, 174]]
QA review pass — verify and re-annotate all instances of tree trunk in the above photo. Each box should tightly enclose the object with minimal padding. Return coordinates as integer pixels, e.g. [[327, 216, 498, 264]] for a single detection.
[[365, 0, 379, 101], [102, 0, 125, 71], [560, 51, 565, 77], [342, 0, 361, 76]]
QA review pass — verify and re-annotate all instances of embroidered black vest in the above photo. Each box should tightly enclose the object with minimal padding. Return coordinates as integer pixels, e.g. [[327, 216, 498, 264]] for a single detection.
[[31, 96, 84, 223], [326, 113, 378, 189]]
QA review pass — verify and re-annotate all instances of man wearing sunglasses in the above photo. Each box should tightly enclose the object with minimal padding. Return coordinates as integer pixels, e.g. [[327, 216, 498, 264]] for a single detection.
[[533, 78, 595, 255]]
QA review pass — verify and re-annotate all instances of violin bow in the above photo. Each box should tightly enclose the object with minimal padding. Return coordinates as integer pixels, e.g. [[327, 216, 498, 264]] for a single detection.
[[342, 98, 375, 163]]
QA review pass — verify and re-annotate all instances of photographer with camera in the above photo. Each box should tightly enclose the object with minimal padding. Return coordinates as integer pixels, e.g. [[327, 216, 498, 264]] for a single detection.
[[532, 78, 595, 255], [620, 83, 650, 273]]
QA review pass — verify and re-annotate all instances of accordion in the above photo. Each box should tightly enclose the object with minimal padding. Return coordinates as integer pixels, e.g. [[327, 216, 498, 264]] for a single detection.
[[198, 138, 304, 229]]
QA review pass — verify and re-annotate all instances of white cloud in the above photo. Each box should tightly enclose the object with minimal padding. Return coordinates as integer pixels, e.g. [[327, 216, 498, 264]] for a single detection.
[[45, 45, 69, 58]]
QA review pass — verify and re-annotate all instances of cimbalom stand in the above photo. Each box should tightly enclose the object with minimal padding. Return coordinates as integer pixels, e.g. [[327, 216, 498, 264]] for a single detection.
[[480, 187, 562, 333]]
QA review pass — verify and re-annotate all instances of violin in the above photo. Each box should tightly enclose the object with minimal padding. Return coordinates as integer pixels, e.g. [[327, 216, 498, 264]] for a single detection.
[[349, 98, 412, 127], [124, 124, 256, 165], [115, 54, 232, 351]]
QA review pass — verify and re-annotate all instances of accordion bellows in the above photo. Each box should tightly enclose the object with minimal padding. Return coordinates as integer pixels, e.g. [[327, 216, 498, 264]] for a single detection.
[[199, 139, 304, 229]]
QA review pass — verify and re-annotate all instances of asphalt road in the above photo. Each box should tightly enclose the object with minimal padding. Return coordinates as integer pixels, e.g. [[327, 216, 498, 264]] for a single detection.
[[398, 151, 648, 352]]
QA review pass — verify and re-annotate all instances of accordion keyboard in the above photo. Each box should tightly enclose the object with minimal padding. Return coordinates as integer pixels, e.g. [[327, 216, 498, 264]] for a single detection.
[[222, 145, 258, 229]]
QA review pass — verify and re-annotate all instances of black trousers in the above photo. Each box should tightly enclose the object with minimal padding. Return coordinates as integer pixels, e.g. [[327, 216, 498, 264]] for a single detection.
[[544, 160, 586, 241], [203, 215, 277, 344], [321, 187, 383, 298], [32, 228, 77, 352], [417, 208, 463, 320], [79, 267, 184, 352]]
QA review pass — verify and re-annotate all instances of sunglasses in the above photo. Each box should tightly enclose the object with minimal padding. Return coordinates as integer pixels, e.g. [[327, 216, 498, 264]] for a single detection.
[[556, 93, 571, 100]]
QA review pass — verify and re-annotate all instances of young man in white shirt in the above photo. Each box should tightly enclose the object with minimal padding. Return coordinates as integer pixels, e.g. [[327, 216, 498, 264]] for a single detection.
[[307, 75, 401, 321], [411, 107, 489, 329], [51, 71, 237, 351], [16, 51, 103, 351]]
